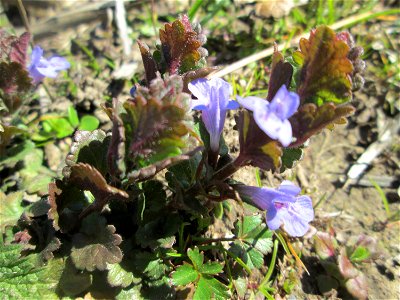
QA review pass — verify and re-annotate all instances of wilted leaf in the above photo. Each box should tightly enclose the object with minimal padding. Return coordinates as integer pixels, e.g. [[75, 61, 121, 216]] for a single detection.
[[171, 264, 198, 286], [290, 102, 355, 147], [122, 74, 195, 167], [71, 213, 123, 272], [314, 231, 337, 260], [159, 15, 207, 74], [238, 110, 282, 171], [0, 191, 24, 233], [69, 163, 128, 218], [293, 25, 353, 105]]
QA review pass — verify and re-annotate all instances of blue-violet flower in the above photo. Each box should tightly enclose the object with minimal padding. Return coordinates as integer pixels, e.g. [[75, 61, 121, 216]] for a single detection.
[[28, 46, 70, 84], [189, 78, 239, 152], [236, 84, 299, 147], [237, 180, 314, 237]]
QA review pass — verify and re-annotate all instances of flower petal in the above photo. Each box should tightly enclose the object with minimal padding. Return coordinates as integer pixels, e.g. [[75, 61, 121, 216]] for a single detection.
[[269, 85, 300, 120], [236, 95, 268, 111], [49, 56, 70, 71], [277, 119, 292, 147], [227, 100, 240, 110], [278, 180, 301, 196], [30, 46, 43, 65]]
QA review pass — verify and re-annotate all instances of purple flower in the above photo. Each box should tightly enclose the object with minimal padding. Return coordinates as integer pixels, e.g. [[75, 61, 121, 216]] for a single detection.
[[236, 181, 314, 237], [236, 85, 299, 147], [188, 78, 239, 152], [28, 46, 70, 84]]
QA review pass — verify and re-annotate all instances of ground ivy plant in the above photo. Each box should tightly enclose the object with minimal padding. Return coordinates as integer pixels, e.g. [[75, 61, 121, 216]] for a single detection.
[[0, 15, 365, 299]]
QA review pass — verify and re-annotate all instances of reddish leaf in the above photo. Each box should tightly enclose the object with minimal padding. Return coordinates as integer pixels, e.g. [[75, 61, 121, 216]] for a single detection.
[[289, 102, 355, 147], [0, 61, 32, 94], [267, 50, 293, 101], [237, 110, 282, 171], [9, 32, 31, 65], [293, 25, 354, 105], [159, 15, 206, 74], [138, 40, 158, 85], [69, 163, 128, 219]]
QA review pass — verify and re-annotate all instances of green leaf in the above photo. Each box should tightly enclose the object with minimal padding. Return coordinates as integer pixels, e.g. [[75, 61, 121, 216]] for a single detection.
[[187, 247, 204, 270], [0, 243, 60, 299], [349, 246, 370, 263], [133, 251, 167, 279], [0, 191, 24, 233], [0, 140, 35, 169], [107, 263, 139, 288], [194, 276, 230, 300], [71, 213, 123, 272], [171, 264, 198, 286], [230, 243, 264, 269], [280, 147, 304, 172], [42, 117, 75, 139], [78, 115, 100, 131], [68, 106, 80, 127], [58, 258, 92, 297], [199, 262, 223, 275], [116, 285, 142, 300], [235, 215, 273, 255]]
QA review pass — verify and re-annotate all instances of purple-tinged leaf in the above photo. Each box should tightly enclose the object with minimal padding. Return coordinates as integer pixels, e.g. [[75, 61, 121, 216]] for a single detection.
[[289, 102, 355, 147], [293, 25, 354, 105], [9, 32, 30, 65], [267, 50, 293, 101], [0, 61, 32, 94], [71, 213, 123, 272], [314, 231, 338, 260], [138, 40, 158, 85], [237, 110, 282, 171]]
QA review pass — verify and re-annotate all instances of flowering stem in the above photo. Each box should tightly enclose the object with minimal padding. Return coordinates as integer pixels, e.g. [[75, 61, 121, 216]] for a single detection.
[[208, 148, 219, 169]]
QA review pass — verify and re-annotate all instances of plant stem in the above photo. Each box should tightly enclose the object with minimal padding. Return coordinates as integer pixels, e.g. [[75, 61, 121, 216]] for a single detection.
[[260, 239, 279, 288]]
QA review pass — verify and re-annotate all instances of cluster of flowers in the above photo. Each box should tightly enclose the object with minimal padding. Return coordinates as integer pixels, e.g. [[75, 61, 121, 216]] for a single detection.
[[190, 78, 314, 237], [27, 43, 313, 237]]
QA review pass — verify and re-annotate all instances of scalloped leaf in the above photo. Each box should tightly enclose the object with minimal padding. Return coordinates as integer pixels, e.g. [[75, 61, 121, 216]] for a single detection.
[[280, 147, 304, 172], [293, 25, 353, 105], [237, 110, 282, 171], [63, 129, 109, 177], [59, 258, 92, 297], [71, 213, 123, 272], [121, 74, 195, 167], [107, 263, 140, 288], [69, 163, 128, 219], [290, 102, 355, 147], [0, 30, 30, 65], [159, 15, 206, 74]]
